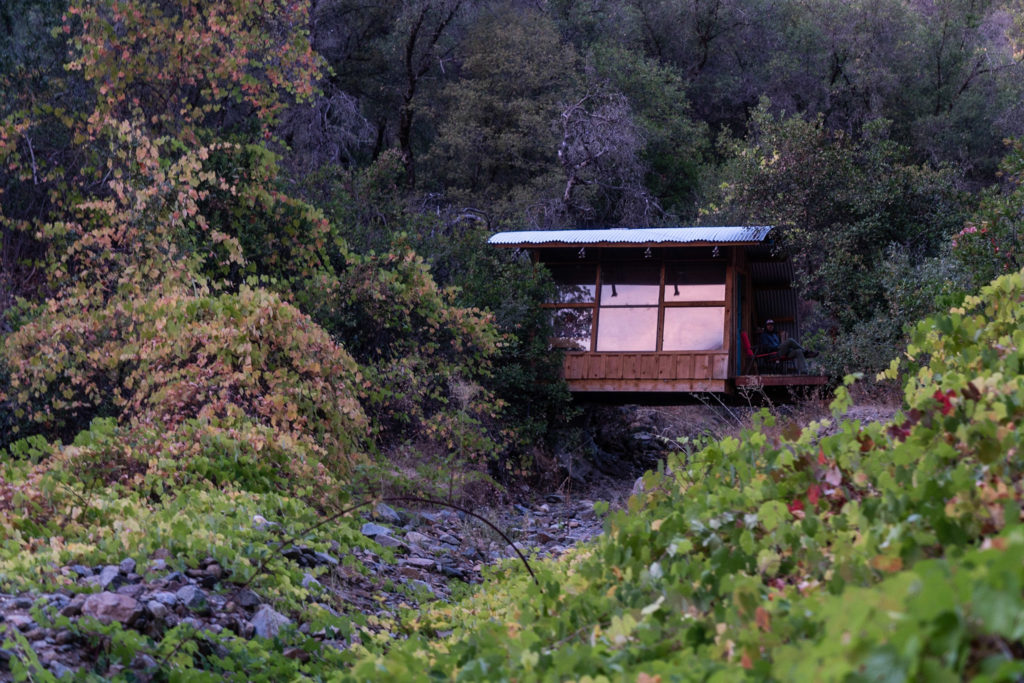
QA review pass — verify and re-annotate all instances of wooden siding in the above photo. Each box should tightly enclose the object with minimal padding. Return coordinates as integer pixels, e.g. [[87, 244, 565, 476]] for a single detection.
[[563, 351, 729, 392]]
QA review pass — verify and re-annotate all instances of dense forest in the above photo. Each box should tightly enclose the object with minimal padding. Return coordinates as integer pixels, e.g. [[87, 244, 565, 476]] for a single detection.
[[2, 0, 1024, 679]]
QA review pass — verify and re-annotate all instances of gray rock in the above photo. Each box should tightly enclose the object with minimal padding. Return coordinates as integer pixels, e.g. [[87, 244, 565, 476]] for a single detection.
[[312, 551, 339, 567], [301, 573, 321, 590], [98, 565, 122, 589], [46, 594, 70, 610], [48, 661, 76, 679], [12, 597, 34, 609], [405, 531, 430, 546], [417, 511, 441, 524], [6, 614, 34, 631], [149, 591, 178, 606], [146, 600, 169, 620], [250, 605, 291, 639], [401, 556, 436, 568], [234, 588, 261, 609], [175, 585, 208, 611], [374, 503, 403, 524], [439, 533, 460, 545], [148, 558, 168, 573], [116, 584, 145, 599], [119, 558, 137, 575], [69, 564, 92, 577], [61, 594, 87, 617], [360, 522, 392, 538], [373, 534, 405, 549], [81, 592, 143, 625], [132, 653, 158, 671], [409, 580, 435, 596]]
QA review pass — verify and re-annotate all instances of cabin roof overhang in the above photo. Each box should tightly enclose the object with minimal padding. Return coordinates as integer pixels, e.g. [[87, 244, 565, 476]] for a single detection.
[[487, 226, 774, 248]]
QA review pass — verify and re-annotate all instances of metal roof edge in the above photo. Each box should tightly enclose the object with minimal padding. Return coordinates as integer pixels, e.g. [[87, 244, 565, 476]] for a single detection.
[[488, 226, 774, 247]]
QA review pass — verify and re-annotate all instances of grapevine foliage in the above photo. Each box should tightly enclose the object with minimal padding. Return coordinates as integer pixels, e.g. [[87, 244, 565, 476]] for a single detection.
[[346, 269, 1024, 681]]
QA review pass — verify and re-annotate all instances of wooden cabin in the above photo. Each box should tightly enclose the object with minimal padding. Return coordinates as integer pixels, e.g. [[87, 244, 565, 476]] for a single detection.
[[488, 227, 827, 395]]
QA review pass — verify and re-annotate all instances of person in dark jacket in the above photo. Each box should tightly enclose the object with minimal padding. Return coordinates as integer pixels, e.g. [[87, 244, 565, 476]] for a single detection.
[[758, 319, 817, 373]]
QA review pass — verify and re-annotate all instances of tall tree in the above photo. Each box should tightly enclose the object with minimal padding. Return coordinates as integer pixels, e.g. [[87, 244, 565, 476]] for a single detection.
[[311, 0, 468, 186], [714, 101, 969, 331], [423, 6, 577, 221]]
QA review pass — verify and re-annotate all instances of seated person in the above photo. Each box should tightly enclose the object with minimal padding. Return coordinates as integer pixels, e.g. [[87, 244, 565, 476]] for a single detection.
[[758, 319, 818, 373]]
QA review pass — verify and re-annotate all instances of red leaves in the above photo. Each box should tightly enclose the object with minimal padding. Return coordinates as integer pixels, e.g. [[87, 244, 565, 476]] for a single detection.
[[934, 389, 956, 415], [806, 484, 822, 506]]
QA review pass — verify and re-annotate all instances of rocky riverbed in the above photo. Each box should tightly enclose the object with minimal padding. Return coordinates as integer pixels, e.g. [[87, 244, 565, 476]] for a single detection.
[[0, 493, 610, 680]]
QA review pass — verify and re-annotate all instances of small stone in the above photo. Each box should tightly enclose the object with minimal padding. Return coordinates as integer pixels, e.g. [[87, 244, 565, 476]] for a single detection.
[[398, 566, 423, 580], [132, 653, 158, 671], [234, 588, 261, 609], [55, 630, 76, 645], [546, 493, 565, 504], [26, 627, 47, 641], [568, 519, 581, 528], [116, 584, 145, 599], [148, 558, 168, 573], [409, 580, 434, 596], [61, 594, 87, 617], [312, 551, 339, 567], [360, 522, 392, 538], [81, 592, 142, 625], [119, 558, 137, 575], [539, 503, 551, 513], [250, 605, 291, 639], [401, 557, 435, 568], [147, 600, 169, 620], [373, 534, 405, 549], [6, 614, 34, 631], [69, 564, 93, 577], [149, 591, 178, 606], [48, 661, 75, 679], [438, 533, 459, 546], [175, 585, 208, 611], [374, 503, 403, 524], [98, 565, 122, 589], [440, 565, 465, 579], [405, 531, 430, 546], [13, 597, 34, 609], [47, 594, 70, 610], [300, 573, 321, 590], [204, 563, 224, 580], [417, 511, 442, 525]]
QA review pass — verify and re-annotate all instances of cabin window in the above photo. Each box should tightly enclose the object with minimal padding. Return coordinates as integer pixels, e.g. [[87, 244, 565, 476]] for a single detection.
[[547, 263, 597, 303], [665, 262, 726, 302], [662, 307, 725, 350], [596, 262, 659, 351], [544, 257, 727, 352], [550, 307, 593, 350]]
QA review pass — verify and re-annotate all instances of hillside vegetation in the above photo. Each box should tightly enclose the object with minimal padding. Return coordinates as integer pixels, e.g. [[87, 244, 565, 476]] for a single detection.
[[2, 0, 1024, 679]]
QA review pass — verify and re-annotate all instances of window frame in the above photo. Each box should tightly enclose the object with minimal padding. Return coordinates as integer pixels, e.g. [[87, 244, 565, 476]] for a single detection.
[[542, 254, 728, 353]]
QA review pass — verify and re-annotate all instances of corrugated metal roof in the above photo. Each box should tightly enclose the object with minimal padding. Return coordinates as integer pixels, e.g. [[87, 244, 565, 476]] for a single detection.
[[488, 226, 773, 246]]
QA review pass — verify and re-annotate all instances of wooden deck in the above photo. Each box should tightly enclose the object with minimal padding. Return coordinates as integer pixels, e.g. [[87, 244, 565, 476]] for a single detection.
[[563, 351, 729, 393]]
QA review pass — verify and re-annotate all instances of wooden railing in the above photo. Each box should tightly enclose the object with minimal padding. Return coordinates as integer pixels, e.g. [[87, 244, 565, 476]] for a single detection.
[[562, 351, 729, 392]]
